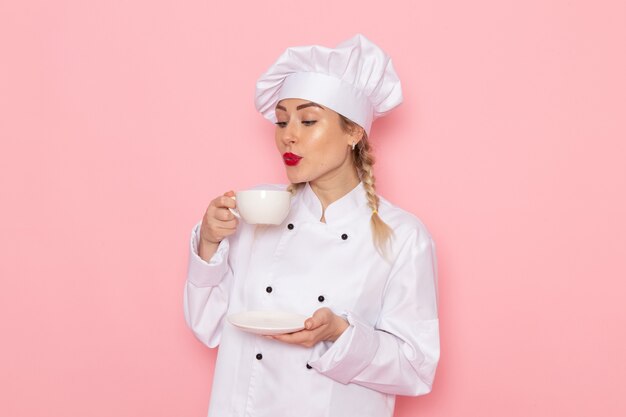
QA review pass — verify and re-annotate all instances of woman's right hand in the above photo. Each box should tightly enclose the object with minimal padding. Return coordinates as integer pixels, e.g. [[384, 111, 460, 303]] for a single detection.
[[198, 191, 239, 261]]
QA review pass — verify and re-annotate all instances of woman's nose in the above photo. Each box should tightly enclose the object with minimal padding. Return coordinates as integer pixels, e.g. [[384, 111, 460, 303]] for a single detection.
[[280, 122, 298, 145]]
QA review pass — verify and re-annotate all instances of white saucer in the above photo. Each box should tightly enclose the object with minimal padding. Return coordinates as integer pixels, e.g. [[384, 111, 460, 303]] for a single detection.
[[227, 311, 308, 335]]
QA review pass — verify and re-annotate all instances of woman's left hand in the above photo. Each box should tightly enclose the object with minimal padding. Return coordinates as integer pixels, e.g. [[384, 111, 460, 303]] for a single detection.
[[268, 307, 349, 347]]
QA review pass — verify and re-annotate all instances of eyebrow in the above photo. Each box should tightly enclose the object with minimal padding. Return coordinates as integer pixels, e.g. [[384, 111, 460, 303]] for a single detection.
[[275, 102, 324, 112]]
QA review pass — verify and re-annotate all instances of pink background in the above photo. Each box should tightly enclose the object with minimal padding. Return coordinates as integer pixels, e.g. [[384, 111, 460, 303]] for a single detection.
[[1, 1, 625, 416]]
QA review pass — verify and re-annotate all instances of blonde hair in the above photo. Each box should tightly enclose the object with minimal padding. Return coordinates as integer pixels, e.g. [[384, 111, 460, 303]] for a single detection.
[[286, 114, 394, 256], [341, 115, 394, 256]]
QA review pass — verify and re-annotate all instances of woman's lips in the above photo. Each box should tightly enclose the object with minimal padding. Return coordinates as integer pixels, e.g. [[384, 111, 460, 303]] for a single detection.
[[283, 152, 302, 166]]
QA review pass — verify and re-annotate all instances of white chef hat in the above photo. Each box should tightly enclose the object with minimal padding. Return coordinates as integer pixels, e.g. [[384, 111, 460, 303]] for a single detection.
[[254, 33, 403, 135]]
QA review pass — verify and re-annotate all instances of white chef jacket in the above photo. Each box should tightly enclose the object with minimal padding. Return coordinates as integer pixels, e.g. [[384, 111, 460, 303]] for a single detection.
[[184, 181, 440, 417]]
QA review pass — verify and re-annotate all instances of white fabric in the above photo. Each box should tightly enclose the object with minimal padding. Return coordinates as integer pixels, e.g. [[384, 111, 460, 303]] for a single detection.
[[254, 33, 403, 135], [183, 182, 440, 417]]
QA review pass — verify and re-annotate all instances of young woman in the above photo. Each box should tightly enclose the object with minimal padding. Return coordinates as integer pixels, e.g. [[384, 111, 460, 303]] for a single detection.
[[184, 33, 440, 417]]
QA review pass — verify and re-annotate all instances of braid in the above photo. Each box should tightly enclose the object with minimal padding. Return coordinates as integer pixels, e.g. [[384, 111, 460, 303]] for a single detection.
[[354, 136, 394, 256], [355, 137, 379, 212]]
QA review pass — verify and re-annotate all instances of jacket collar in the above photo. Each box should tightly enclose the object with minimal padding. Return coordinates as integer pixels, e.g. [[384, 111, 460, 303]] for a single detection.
[[300, 181, 370, 225]]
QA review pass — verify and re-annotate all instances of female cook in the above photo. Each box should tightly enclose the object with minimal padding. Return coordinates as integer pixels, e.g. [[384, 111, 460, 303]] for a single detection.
[[184, 33, 440, 417]]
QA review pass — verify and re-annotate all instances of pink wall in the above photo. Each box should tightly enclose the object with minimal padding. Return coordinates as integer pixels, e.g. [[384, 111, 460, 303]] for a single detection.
[[1, 1, 624, 416]]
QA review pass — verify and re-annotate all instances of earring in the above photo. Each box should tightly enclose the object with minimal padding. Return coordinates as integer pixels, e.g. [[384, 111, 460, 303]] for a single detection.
[[351, 141, 356, 151]]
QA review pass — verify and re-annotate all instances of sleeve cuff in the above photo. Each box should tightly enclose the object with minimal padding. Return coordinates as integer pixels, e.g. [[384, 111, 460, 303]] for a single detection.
[[187, 222, 231, 287], [308, 311, 380, 384]]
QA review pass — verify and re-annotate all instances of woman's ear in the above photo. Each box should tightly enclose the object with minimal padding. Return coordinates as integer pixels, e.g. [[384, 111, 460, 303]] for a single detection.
[[350, 125, 365, 146]]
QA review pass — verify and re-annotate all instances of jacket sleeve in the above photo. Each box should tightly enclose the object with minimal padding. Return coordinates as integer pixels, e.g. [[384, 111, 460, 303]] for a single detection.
[[308, 227, 440, 396], [183, 221, 235, 348]]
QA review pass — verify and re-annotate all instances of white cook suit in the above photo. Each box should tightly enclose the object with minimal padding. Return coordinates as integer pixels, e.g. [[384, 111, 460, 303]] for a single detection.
[[184, 181, 440, 417]]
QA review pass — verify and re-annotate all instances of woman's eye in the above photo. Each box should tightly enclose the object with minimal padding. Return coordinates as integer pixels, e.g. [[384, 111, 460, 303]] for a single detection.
[[274, 122, 287, 128], [302, 120, 317, 126]]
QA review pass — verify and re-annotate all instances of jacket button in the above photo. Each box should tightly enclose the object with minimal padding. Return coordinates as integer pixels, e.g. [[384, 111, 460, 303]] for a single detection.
[[341, 233, 348, 240], [266, 286, 273, 293], [306, 363, 312, 369], [318, 295, 325, 303], [287, 223, 294, 230], [256, 353, 263, 360]]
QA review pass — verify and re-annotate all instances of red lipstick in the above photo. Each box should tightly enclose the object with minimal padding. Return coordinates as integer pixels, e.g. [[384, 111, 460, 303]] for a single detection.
[[283, 152, 302, 166]]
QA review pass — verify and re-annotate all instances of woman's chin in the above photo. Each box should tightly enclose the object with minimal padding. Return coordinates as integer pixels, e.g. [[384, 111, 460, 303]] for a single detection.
[[285, 170, 307, 184]]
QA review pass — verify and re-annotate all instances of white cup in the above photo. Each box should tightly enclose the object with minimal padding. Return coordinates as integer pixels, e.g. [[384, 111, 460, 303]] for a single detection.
[[229, 189, 292, 225]]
